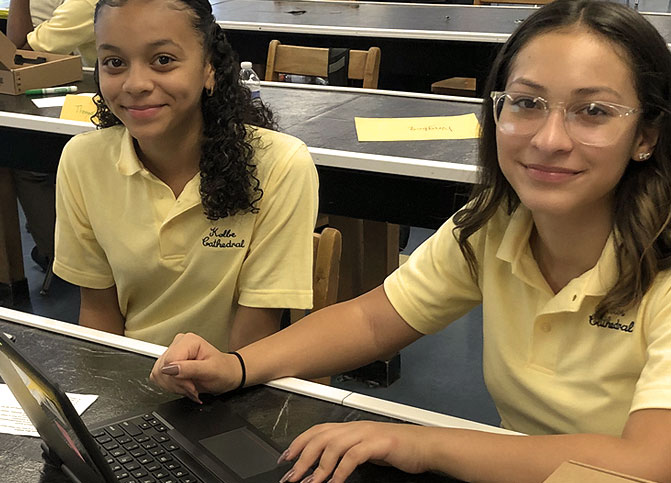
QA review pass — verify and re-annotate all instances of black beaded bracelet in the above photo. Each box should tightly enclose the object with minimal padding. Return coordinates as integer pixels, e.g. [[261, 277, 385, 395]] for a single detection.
[[227, 351, 246, 391]]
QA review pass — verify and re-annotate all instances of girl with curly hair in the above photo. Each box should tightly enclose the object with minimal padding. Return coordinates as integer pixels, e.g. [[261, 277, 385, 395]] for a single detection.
[[152, 0, 671, 481], [53, 0, 318, 351]]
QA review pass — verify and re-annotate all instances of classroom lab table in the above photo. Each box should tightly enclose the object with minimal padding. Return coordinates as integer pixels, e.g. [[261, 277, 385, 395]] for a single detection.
[[0, 73, 481, 304], [0, 307, 518, 482], [210, 0, 671, 93]]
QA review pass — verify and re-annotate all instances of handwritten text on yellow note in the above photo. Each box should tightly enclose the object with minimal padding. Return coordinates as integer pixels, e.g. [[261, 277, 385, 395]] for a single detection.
[[60, 94, 97, 123], [355, 113, 480, 142]]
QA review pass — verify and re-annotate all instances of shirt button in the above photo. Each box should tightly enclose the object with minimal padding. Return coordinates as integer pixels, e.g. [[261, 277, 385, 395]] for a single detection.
[[541, 323, 552, 333]]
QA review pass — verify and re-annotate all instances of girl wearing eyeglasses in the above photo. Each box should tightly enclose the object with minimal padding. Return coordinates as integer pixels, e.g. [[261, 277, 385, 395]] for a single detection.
[[151, 0, 671, 481]]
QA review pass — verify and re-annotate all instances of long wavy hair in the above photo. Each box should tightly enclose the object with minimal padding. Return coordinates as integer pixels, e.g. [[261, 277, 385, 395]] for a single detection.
[[92, 0, 276, 220], [453, 0, 671, 318]]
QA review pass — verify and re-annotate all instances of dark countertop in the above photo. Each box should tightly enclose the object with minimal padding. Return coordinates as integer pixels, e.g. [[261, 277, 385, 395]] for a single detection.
[[0, 73, 479, 169], [0, 74, 478, 228], [212, 0, 671, 43], [0, 318, 459, 482]]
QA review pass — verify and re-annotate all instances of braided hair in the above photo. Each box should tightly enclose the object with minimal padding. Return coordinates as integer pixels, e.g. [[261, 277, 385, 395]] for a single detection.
[[92, 0, 277, 220]]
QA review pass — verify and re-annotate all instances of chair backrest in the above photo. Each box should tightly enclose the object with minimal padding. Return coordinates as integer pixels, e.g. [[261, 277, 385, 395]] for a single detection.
[[265, 39, 381, 89], [302, 227, 342, 385], [312, 227, 342, 312]]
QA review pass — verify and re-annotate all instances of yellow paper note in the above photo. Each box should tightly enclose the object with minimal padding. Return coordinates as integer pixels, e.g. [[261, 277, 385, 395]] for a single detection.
[[355, 113, 480, 142], [60, 94, 97, 123]]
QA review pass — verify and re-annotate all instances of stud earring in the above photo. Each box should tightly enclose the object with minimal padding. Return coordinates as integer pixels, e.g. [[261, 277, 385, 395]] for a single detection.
[[638, 152, 651, 161]]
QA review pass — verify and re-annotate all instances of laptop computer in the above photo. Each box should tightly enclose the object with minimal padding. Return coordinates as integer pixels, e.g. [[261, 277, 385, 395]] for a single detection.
[[0, 331, 291, 483]]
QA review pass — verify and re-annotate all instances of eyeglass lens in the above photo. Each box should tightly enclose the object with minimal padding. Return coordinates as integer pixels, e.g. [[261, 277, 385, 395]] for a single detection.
[[494, 94, 632, 147]]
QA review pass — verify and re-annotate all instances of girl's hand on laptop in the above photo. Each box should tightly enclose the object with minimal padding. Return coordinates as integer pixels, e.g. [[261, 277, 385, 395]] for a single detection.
[[150, 333, 241, 403], [278, 421, 432, 483]]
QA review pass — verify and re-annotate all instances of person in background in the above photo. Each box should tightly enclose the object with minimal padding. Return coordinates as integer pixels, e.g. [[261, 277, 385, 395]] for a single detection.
[[28, 0, 63, 27], [7, 0, 96, 66], [52, 0, 318, 351], [7, 0, 95, 275], [151, 0, 671, 481]]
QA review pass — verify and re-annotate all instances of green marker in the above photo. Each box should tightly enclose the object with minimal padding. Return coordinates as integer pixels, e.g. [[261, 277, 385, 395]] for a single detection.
[[25, 85, 78, 96]]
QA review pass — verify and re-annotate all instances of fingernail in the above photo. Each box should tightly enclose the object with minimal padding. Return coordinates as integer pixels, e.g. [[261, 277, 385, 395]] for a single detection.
[[279, 468, 294, 483], [161, 364, 179, 376], [277, 449, 290, 464], [300, 475, 314, 483], [187, 389, 202, 404]]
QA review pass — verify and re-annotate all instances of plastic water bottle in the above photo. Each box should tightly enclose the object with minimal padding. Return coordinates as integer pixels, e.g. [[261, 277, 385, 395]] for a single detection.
[[240, 61, 261, 100]]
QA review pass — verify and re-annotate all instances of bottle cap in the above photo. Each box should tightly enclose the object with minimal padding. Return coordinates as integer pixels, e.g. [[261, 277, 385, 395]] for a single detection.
[[240, 61, 252, 69]]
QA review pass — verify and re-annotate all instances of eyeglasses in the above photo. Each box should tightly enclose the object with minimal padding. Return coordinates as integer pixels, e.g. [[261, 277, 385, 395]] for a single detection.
[[490, 91, 639, 147]]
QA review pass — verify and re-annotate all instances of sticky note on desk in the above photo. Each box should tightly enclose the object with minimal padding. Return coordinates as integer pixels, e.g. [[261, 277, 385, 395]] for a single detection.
[[354, 113, 480, 142], [60, 94, 97, 123]]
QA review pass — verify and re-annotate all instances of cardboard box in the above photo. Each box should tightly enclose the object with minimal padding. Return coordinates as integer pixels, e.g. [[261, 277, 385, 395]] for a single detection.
[[544, 461, 658, 483], [0, 31, 82, 95]]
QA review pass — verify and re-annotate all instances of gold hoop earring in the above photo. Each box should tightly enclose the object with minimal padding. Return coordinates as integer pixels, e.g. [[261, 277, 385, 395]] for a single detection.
[[206, 86, 214, 97]]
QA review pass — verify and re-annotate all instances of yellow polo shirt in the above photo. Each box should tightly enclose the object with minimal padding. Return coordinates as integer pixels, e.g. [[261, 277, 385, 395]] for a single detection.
[[54, 125, 318, 350], [30, 0, 64, 26], [26, 0, 96, 66], [384, 205, 671, 436]]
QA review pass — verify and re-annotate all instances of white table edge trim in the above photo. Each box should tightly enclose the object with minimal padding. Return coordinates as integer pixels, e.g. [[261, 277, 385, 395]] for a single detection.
[[217, 20, 511, 43]]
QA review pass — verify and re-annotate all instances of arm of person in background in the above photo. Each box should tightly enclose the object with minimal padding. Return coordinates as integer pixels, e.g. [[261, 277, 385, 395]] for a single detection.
[[21, 0, 96, 65], [79, 286, 125, 336], [228, 306, 283, 351], [7, 0, 34, 49]]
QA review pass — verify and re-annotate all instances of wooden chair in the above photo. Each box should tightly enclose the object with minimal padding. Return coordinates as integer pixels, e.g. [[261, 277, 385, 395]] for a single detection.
[[290, 227, 341, 385], [431, 77, 477, 97], [311, 227, 342, 313], [266, 39, 396, 304], [290, 227, 342, 323], [265, 39, 381, 89]]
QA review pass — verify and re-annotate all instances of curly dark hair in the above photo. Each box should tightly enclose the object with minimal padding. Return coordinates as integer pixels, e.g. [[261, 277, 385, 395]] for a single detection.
[[92, 0, 276, 220], [453, 0, 671, 319]]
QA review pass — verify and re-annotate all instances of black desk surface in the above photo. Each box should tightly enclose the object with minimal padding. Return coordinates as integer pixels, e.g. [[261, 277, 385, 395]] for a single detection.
[[212, 0, 529, 41], [211, 0, 671, 43], [0, 318, 458, 482], [0, 75, 479, 170], [1, 74, 477, 227]]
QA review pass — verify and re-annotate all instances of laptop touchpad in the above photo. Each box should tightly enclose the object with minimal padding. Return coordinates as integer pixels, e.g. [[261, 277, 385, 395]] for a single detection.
[[199, 427, 280, 479]]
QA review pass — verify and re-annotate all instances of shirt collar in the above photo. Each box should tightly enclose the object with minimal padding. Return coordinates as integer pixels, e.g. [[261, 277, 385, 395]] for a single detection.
[[115, 128, 144, 176], [496, 205, 618, 299], [497, 205, 534, 265], [114, 127, 203, 212]]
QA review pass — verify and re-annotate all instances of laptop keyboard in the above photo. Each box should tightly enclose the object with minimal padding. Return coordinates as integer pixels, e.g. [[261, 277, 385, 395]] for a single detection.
[[92, 413, 201, 483]]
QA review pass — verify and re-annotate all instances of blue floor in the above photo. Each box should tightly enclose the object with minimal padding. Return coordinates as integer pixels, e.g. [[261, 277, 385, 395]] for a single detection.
[[15, 214, 501, 427]]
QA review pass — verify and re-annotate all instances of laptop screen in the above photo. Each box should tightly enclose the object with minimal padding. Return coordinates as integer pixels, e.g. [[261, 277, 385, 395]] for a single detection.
[[0, 333, 112, 483]]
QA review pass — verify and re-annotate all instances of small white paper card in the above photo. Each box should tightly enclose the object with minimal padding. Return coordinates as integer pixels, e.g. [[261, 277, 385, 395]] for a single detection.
[[31, 96, 69, 108], [31, 92, 95, 108], [0, 384, 98, 437]]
